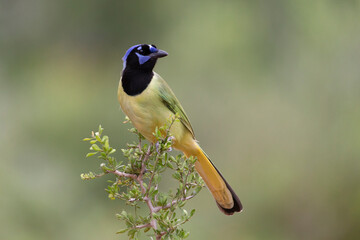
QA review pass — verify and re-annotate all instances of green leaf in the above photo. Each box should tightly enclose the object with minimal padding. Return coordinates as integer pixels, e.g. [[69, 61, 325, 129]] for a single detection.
[[116, 228, 128, 234], [127, 229, 137, 238], [98, 125, 104, 135], [166, 162, 174, 169], [95, 133, 102, 142], [172, 172, 181, 180], [90, 144, 101, 151], [102, 135, 109, 142], [150, 189, 158, 198], [120, 210, 128, 218], [86, 152, 97, 157], [81, 119, 205, 240]]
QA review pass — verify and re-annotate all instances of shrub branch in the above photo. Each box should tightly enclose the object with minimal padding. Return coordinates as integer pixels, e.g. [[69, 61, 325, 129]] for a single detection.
[[81, 116, 205, 239]]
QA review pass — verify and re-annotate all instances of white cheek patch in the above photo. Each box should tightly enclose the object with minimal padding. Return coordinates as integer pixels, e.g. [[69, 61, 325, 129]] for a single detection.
[[136, 52, 151, 65]]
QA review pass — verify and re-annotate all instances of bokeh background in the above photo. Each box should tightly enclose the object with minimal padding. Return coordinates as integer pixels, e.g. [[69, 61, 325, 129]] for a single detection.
[[1, 0, 360, 239]]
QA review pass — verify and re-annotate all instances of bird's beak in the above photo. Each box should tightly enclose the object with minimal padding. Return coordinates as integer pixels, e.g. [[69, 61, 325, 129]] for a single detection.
[[150, 49, 168, 59]]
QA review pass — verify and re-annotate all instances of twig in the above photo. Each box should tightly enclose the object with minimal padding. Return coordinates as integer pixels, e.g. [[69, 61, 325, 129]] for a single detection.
[[134, 223, 151, 229], [147, 152, 160, 192], [156, 231, 166, 240], [137, 145, 158, 230], [153, 195, 196, 212], [84, 120, 203, 240], [109, 170, 137, 180]]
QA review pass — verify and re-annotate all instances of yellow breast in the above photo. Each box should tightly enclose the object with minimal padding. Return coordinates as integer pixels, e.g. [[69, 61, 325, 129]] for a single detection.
[[118, 73, 181, 142]]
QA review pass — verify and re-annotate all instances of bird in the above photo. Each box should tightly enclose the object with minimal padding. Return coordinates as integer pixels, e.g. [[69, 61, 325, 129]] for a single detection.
[[117, 44, 242, 215]]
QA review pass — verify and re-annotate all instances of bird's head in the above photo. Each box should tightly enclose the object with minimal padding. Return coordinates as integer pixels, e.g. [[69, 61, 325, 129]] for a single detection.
[[122, 44, 168, 72]]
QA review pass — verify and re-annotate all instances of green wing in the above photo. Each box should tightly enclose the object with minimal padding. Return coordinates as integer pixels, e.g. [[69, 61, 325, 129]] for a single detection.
[[155, 74, 195, 138]]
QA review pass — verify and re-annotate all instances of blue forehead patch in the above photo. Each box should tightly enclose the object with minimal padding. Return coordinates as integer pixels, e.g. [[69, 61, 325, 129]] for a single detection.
[[122, 44, 141, 69], [149, 45, 158, 53]]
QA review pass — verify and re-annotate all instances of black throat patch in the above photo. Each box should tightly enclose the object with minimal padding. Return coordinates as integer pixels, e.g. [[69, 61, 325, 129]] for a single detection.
[[121, 69, 154, 96]]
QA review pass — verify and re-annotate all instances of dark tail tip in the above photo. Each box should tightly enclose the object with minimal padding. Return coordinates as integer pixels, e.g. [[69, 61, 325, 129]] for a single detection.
[[216, 179, 243, 215], [201, 150, 243, 215], [212, 163, 243, 215]]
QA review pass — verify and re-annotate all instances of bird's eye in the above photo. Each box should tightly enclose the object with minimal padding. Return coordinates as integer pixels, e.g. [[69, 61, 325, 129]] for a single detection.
[[137, 46, 144, 53]]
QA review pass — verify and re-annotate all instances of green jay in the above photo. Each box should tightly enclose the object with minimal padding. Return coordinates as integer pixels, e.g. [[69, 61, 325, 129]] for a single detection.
[[118, 44, 242, 215]]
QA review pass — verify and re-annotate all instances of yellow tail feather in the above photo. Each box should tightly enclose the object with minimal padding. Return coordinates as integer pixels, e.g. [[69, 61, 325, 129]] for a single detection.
[[183, 143, 243, 215]]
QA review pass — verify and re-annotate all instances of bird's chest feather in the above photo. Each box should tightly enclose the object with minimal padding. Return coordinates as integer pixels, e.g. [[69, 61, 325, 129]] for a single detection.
[[118, 78, 172, 140]]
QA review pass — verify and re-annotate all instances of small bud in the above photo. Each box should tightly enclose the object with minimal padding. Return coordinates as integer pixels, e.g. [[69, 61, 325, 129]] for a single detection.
[[100, 163, 110, 172], [123, 116, 130, 124]]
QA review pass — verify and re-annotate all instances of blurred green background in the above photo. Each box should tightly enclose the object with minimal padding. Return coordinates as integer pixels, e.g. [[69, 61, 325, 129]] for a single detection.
[[1, 0, 360, 239]]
